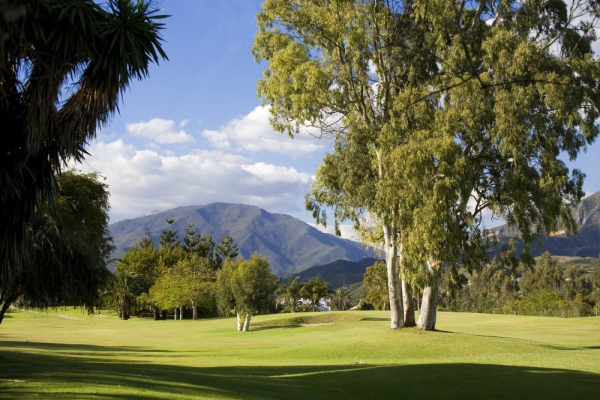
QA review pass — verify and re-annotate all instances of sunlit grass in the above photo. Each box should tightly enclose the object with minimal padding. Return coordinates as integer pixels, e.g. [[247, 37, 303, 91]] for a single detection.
[[1, 310, 599, 399]]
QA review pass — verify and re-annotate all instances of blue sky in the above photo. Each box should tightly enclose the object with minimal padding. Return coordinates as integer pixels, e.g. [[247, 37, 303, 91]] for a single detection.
[[78, 1, 600, 237]]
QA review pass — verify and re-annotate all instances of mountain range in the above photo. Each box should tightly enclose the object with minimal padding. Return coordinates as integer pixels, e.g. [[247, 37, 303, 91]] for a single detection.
[[108, 203, 377, 276], [108, 191, 600, 278], [492, 190, 600, 258]]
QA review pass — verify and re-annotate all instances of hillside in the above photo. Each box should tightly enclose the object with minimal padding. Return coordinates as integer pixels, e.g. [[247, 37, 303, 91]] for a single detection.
[[108, 203, 377, 276], [491, 190, 600, 258], [295, 257, 382, 289]]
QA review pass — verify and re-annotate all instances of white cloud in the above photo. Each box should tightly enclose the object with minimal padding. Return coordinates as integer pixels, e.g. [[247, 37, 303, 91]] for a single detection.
[[202, 106, 325, 156], [76, 139, 313, 223], [240, 163, 310, 184], [127, 118, 195, 144]]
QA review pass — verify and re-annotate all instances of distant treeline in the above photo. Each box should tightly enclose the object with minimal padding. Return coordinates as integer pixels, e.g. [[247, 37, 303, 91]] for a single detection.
[[438, 252, 600, 318], [362, 252, 600, 318]]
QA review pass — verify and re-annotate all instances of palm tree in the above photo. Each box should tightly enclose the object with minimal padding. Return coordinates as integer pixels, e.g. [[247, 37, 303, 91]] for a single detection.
[[301, 275, 331, 312], [276, 275, 303, 313], [104, 269, 143, 320], [1, 0, 168, 285], [332, 286, 352, 311]]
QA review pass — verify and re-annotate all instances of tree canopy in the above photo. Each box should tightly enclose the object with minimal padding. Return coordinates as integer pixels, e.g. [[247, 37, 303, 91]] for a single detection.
[[0, 170, 113, 323], [216, 254, 278, 331], [253, 0, 600, 330]]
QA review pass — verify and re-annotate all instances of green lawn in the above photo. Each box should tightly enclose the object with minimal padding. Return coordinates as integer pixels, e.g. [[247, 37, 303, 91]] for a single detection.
[[1, 309, 599, 399]]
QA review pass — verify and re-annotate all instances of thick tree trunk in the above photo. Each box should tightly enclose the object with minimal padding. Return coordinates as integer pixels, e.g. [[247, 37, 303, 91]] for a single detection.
[[383, 224, 403, 329], [153, 307, 161, 321], [417, 260, 441, 330], [192, 303, 198, 320], [179, 306, 183, 320], [236, 312, 243, 331], [174, 308, 178, 320], [242, 313, 251, 331], [402, 279, 416, 327]]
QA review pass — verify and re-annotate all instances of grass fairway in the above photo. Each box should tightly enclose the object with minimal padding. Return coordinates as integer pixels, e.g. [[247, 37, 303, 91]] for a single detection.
[[1, 310, 599, 399]]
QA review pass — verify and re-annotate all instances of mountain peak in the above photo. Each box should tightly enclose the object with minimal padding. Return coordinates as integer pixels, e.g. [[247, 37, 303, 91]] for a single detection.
[[109, 204, 376, 275], [138, 210, 161, 217]]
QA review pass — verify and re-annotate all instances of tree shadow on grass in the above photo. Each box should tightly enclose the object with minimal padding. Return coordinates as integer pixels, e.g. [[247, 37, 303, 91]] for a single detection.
[[0, 340, 171, 354], [1, 342, 598, 400], [252, 325, 303, 331], [358, 317, 389, 322]]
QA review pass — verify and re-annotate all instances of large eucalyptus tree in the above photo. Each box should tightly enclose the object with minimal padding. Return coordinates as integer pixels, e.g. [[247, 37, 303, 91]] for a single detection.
[[254, 0, 600, 330], [253, 0, 437, 329]]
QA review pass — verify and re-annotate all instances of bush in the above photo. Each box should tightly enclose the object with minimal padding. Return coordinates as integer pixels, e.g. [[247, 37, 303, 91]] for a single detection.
[[515, 291, 594, 318]]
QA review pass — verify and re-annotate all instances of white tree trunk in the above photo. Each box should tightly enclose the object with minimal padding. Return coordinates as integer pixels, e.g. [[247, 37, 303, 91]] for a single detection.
[[383, 224, 403, 329], [236, 312, 243, 331], [192, 303, 198, 320], [417, 259, 441, 330], [179, 306, 183, 320], [242, 313, 251, 331]]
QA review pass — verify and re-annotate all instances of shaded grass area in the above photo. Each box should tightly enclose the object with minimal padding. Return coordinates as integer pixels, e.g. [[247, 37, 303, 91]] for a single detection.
[[1, 311, 599, 399], [1, 349, 598, 399]]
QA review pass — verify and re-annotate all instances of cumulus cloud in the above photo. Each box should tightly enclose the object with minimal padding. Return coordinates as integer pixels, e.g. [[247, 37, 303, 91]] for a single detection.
[[76, 139, 313, 223], [202, 106, 325, 156], [127, 118, 195, 144]]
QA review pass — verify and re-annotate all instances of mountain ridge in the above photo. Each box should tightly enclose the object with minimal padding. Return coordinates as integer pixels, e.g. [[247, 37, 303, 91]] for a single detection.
[[491, 190, 600, 258], [108, 203, 376, 276]]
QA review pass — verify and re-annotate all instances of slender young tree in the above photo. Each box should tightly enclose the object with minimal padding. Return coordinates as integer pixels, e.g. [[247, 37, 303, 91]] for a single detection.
[[216, 255, 278, 331]]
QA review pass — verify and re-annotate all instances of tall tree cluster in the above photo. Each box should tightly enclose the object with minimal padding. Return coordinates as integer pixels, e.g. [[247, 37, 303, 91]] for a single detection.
[[216, 254, 279, 331], [439, 252, 600, 317], [276, 275, 333, 312], [107, 222, 241, 321], [253, 0, 600, 329]]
